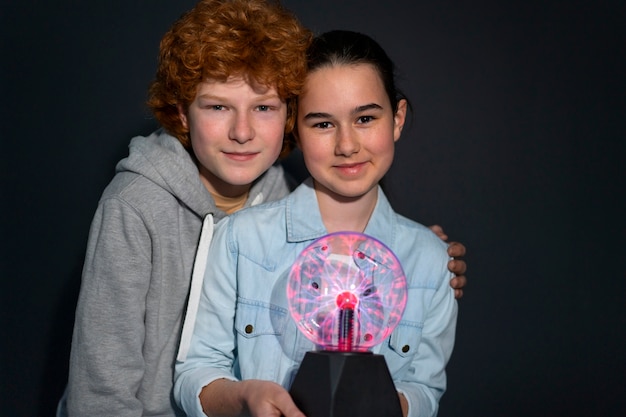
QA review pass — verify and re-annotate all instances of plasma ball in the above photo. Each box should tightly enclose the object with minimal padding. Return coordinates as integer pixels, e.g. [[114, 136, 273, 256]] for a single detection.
[[336, 291, 358, 310], [287, 231, 408, 350]]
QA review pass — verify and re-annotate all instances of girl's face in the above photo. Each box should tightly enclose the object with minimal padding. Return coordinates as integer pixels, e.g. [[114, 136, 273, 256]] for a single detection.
[[179, 77, 286, 198], [296, 63, 406, 202]]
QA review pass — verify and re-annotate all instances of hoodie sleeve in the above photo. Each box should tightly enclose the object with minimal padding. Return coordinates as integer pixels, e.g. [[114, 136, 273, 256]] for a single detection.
[[66, 195, 152, 417]]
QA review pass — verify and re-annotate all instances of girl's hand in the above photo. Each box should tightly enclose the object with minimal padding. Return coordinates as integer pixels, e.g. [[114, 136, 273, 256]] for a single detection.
[[240, 380, 305, 417]]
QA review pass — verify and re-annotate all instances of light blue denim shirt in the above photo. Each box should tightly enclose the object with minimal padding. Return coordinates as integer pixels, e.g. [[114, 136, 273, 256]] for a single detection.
[[174, 179, 458, 417]]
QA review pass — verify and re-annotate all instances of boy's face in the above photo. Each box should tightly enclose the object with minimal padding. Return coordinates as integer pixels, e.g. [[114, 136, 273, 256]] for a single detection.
[[179, 77, 287, 197], [296, 64, 406, 201]]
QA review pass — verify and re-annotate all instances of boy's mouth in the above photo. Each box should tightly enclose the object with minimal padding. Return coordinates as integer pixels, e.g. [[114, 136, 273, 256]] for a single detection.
[[223, 151, 259, 162]]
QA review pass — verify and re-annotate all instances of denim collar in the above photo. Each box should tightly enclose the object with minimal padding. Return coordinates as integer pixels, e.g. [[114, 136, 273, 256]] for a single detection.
[[285, 177, 397, 248]]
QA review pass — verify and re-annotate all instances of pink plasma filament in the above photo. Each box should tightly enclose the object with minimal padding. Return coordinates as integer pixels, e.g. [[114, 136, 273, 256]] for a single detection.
[[336, 291, 358, 351]]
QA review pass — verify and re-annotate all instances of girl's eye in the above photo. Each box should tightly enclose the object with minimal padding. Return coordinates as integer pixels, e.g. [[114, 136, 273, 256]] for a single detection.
[[313, 121, 333, 129], [257, 105, 270, 112], [357, 115, 374, 124], [211, 105, 224, 111]]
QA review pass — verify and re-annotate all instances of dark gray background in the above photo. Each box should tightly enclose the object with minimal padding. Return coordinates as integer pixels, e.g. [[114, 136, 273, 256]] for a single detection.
[[2, 1, 624, 416]]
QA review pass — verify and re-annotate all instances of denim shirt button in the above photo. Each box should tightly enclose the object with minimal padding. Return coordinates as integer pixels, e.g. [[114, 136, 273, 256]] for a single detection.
[[245, 324, 254, 334], [402, 345, 410, 353]]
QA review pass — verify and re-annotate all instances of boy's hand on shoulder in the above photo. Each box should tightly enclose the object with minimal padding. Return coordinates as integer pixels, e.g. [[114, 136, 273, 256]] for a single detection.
[[429, 225, 467, 299]]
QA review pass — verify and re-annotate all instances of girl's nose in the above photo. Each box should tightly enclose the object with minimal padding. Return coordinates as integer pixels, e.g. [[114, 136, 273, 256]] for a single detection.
[[335, 128, 359, 156]]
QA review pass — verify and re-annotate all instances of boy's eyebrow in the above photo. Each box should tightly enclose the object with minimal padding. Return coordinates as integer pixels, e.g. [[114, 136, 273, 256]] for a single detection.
[[303, 103, 384, 120], [196, 92, 282, 101]]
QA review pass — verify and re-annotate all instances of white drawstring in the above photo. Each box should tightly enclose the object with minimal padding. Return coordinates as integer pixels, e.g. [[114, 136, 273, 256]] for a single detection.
[[177, 213, 214, 362], [251, 192, 264, 206]]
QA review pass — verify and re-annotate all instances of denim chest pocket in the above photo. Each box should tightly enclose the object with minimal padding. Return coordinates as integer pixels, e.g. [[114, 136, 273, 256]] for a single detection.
[[234, 300, 291, 381], [388, 321, 423, 358], [235, 299, 289, 338], [387, 287, 428, 358]]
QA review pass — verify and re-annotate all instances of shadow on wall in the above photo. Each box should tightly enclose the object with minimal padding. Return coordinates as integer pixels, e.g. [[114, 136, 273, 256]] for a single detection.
[[37, 256, 83, 416]]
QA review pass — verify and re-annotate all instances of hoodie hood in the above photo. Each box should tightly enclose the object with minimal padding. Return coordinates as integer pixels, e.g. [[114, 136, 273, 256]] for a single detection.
[[115, 129, 293, 223], [116, 129, 214, 220]]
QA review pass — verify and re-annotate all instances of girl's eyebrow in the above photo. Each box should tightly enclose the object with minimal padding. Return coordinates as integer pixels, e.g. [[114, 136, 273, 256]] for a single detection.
[[303, 103, 383, 120], [353, 103, 383, 113], [303, 111, 331, 120]]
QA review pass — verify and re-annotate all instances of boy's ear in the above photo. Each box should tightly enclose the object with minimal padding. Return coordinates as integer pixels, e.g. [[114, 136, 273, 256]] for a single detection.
[[393, 99, 408, 142], [177, 104, 188, 129]]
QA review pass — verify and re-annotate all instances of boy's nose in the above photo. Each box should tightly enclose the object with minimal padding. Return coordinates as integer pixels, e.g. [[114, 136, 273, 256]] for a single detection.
[[229, 112, 254, 143]]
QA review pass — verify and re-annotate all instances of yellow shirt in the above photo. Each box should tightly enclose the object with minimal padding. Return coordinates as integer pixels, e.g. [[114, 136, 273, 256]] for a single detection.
[[210, 191, 249, 215]]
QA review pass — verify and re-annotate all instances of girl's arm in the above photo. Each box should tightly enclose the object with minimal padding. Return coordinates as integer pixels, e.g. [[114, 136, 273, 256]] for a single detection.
[[175, 219, 303, 417], [175, 219, 240, 416], [395, 248, 458, 417]]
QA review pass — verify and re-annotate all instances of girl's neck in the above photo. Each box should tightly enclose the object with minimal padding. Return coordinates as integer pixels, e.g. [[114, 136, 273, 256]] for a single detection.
[[314, 182, 379, 233]]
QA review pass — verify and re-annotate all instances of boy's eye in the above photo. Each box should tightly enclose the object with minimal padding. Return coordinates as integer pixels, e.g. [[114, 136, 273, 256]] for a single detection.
[[210, 105, 224, 111], [257, 105, 271, 112], [357, 115, 374, 124]]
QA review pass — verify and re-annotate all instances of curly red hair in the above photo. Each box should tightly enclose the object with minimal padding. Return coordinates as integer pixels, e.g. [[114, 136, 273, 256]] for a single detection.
[[147, 0, 312, 156]]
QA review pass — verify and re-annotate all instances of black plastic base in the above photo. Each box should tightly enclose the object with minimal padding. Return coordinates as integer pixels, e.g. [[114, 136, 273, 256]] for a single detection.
[[289, 351, 402, 417]]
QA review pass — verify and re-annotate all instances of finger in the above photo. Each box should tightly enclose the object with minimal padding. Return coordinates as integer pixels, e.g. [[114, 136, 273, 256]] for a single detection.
[[448, 259, 467, 275], [450, 276, 466, 300], [275, 401, 305, 417], [429, 224, 448, 241], [272, 390, 305, 417], [447, 241, 466, 258], [450, 275, 467, 290]]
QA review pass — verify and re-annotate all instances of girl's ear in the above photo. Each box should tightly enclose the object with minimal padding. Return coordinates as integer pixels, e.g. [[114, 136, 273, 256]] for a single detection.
[[393, 99, 408, 142], [177, 104, 188, 129]]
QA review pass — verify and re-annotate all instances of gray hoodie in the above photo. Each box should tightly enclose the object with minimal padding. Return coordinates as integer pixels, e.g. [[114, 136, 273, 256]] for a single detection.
[[62, 129, 293, 416]]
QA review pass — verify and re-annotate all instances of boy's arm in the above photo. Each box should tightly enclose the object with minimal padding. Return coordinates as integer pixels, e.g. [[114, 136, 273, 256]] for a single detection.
[[67, 198, 152, 417]]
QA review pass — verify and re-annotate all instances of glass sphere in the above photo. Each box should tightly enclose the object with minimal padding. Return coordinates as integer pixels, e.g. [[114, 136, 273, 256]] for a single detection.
[[287, 232, 407, 351]]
